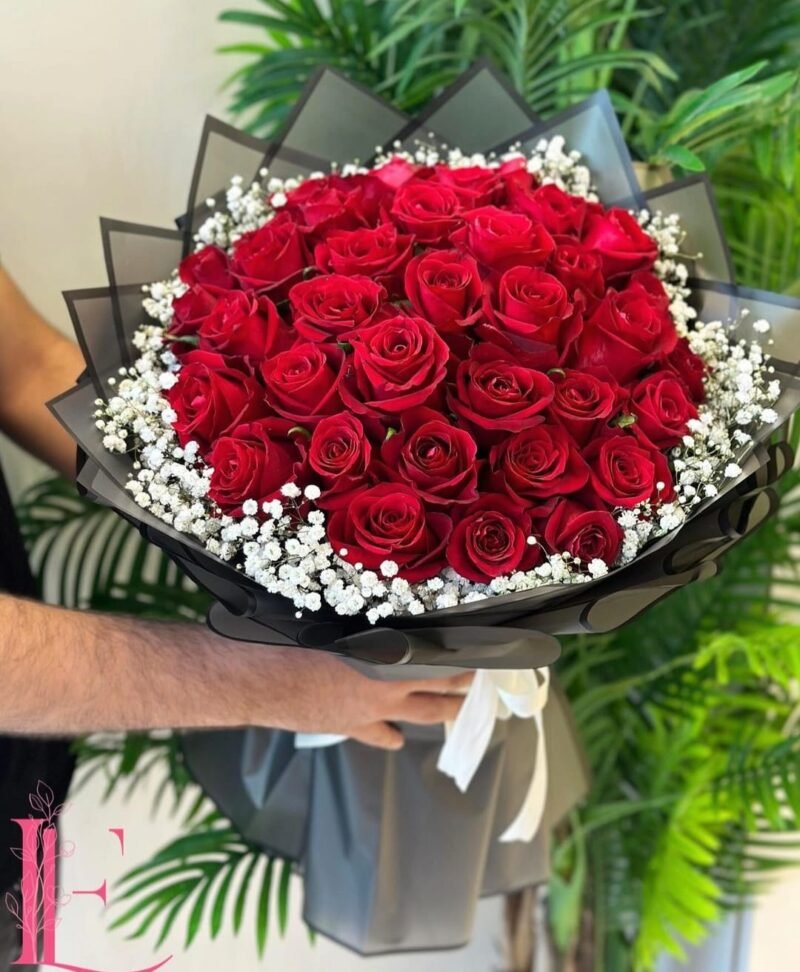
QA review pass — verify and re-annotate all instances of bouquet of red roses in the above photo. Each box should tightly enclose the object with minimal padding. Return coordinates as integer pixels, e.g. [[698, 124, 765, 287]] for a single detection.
[[51, 63, 800, 953]]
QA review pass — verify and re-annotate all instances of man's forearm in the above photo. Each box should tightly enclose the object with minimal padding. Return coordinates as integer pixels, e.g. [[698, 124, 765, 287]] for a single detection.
[[0, 268, 84, 478], [0, 594, 263, 735], [0, 592, 471, 747]]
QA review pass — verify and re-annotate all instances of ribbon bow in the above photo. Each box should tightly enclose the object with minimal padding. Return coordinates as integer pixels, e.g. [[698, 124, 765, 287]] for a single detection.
[[436, 668, 550, 843], [297, 668, 550, 843]]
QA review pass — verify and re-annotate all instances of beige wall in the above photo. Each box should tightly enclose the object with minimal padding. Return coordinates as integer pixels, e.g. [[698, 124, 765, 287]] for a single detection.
[[0, 0, 247, 496]]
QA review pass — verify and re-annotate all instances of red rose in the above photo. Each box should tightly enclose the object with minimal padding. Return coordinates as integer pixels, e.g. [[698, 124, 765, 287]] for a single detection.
[[485, 266, 573, 346], [231, 213, 308, 294], [447, 493, 540, 583], [314, 223, 414, 294], [497, 156, 536, 196], [452, 206, 555, 272], [288, 274, 386, 342], [582, 207, 658, 280], [178, 245, 234, 292], [549, 369, 623, 445], [448, 344, 554, 437], [575, 272, 677, 383], [166, 350, 268, 453], [171, 287, 216, 337], [429, 165, 501, 207], [327, 483, 451, 582], [373, 157, 420, 190], [663, 337, 707, 403], [260, 342, 344, 425], [586, 432, 675, 509], [490, 422, 589, 501], [390, 180, 463, 245], [341, 314, 450, 417], [631, 370, 698, 449], [309, 412, 372, 508], [198, 291, 290, 359], [279, 173, 388, 238], [404, 250, 483, 332], [549, 244, 605, 313], [508, 183, 589, 237], [379, 407, 479, 506], [207, 418, 306, 515], [543, 499, 623, 565]]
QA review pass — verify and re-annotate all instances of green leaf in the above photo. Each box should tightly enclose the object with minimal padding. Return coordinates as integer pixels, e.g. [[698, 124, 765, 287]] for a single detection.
[[660, 145, 706, 172], [277, 858, 292, 935], [256, 858, 275, 957]]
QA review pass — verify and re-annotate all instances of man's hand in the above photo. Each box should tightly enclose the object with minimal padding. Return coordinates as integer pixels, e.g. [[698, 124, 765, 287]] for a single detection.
[[0, 595, 469, 748], [231, 646, 472, 750]]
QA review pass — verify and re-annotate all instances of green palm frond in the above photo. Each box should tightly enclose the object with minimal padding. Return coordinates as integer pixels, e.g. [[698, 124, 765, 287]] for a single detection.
[[219, 0, 674, 134], [15, 476, 209, 619], [110, 814, 293, 955]]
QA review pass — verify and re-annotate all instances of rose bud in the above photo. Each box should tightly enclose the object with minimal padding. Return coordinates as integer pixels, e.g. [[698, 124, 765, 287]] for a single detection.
[[507, 183, 589, 237], [447, 343, 555, 440], [581, 206, 658, 281], [586, 431, 675, 509], [662, 337, 708, 403], [373, 156, 420, 190], [630, 370, 698, 449], [404, 250, 483, 333], [260, 342, 345, 426], [280, 173, 388, 239], [326, 483, 451, 583], [548, 369, 623, 445], [289, 274, 386, 342], [428, 164, 502, 207], [543, 499, 623, 566], [166, 350, 269, 454], [230, 212, 308, 298], [178, 245, 234, 292], [549, 244, 605, 313], [575, 272, 677, 384], [207, 417, 306, 515], [198, 291, 291, 359], [379, 407, 479, 506], [170, 286, 217, 337], [490, 422, 589, 502], [447, 493, 541, 583], [390, 180, 464, 245], [314, 222, 414, 295], [309, 412, 372, 509], [340, 314, 450, 417], [497, 155, 537, 196], [450, 205, 555, 272], [485, 266, 573, 346]]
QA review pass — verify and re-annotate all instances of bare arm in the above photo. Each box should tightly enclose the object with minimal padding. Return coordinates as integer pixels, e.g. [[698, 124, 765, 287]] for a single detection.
[[0, 595, 468, 748], [0, 267, 83, 477]]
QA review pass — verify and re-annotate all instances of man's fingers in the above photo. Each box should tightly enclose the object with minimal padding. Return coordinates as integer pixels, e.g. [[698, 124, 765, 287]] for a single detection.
[[394, 691, 465, 725], [393, 671, 475, 698], [351, 722, 405, 751]]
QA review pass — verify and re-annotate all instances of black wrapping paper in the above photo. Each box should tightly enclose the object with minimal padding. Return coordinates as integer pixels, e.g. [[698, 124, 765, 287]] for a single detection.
[[49, 62, 800, 953]]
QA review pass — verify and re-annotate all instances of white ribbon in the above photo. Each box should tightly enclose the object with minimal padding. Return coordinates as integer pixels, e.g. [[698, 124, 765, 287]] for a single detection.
[[296, 667, 550, 843], [295, 731, 347, 748], [436, 668, 550, 843]]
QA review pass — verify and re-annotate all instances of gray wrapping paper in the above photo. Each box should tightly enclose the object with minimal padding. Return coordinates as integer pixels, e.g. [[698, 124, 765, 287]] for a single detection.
[[182, 669, 588, 954]]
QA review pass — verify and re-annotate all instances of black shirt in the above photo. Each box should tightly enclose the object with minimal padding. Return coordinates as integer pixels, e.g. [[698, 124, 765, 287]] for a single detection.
[[0, 463, 75, 892]]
